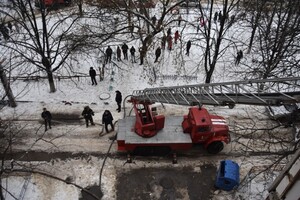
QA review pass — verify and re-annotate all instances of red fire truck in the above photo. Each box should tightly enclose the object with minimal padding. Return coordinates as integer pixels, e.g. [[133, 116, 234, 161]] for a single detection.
[[117, 77, 300, 156]]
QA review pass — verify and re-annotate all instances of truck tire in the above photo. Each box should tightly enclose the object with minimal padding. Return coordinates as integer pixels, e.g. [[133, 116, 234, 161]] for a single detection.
[[207, 141, 224, 154]]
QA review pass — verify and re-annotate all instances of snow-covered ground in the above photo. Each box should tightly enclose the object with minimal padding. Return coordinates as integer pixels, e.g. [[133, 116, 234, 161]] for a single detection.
[[0, 2, 299, 200]]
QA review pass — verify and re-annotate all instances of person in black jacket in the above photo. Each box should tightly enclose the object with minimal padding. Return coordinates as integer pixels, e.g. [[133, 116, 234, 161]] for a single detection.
[[115, 90, 122, 112], [186, 40, 191, 56], [154, 47, 161, 63], [105, 46, 113, 64], [82, 106, 95, 127], [130, 46, 136, 63], [121, 43, 129, 60], [41, 108, 52, 131], [102, 110, 114, 133], [89, 67, 97, 85]]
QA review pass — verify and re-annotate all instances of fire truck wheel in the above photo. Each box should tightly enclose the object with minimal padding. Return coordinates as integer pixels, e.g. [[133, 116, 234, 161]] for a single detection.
[[207, 141, 224, 154]]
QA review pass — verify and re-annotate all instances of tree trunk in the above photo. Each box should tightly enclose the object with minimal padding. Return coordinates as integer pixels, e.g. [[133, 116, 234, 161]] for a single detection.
[[47, 71, 56, 93], [42, 57, 56, 93], [0, 64, 17, 107]]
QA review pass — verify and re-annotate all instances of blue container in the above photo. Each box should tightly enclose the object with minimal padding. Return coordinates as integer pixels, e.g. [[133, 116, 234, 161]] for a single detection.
[[215, 160, 240, 191]]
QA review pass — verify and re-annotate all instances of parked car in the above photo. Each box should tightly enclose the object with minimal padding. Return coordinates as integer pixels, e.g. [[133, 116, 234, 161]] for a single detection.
[[180, 0, 200, 7]]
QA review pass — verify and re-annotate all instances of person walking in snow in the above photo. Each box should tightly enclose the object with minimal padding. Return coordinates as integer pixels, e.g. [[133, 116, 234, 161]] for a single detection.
[[139, 47, 146, 65], [121, 43, 129, 60], [235, 50, 243, 65], [186, 40, 191, 56], [178, 15, 182, 26], [116, 46, 121, 61], [214, 12, 218, 23], [82, 106, 95, 127], [167, 27, 171, 37], [115, 90, 122, 112], [167, 35, 172, 51], [41, 108, 52, 131], [151, 15, 157, 25], [89, 67, 97, 85], [102, 110, 114, 133], [154, 47, 161, 63], [105, 46, 113, 64], [218, 11, 222, 22], [161, 35, 167, 50], [174, 30, 180, 44], [130, 46, 136, 63]]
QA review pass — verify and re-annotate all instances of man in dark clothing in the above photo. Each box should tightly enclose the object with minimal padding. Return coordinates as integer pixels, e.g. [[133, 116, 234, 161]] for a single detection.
[[121, 43, 129, 60], [105, 46, 113, 64], [161, 35, 167, 50], [0, 24, 9, 40], [167, 27, 171, 36], [130, 46, 136, 63], [115, 90, 122, 112], [102, 110, 114, 133], [151, 16, 157, 25], [41, 108, 52, 131], [218, 11, 222, 22], [186, 40, 191, 56], [214, 12, 218, 23], [82, 106, 95, 127], [89, 67, 97, 85], [117, 46, 121, 61], [154, 47, 161, 63], [235, 50, 243, 65], [139, 47, 146, 65], [178, 15, 182, 26]]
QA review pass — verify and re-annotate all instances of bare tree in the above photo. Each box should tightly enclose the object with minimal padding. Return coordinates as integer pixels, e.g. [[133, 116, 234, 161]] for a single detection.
[[0, 0, 83, 93], [255, 0, 300, 82], [197, 0, 241, 83]]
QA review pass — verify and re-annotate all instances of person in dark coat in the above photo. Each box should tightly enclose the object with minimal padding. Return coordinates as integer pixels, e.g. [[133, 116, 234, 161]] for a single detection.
[[115, 90, 122, 112], [174, 30, 180, 44], [186, 40, 191, 56], [235, 50, 243, 65], [139, 47, 146, 65], [82, 106, 95, 127], [116, 46, 121, 61], [121, 43, 129, 60], [167, 27, 171, 36], [105, 46, 113, 64], [178, 15, 182, 26], [161, 35, 167, 50], [154, 47, 161, 63], [167, 35, 172, 51], [151, 16, 157, 25], [214, 12, 218, 23], [0, 24, 9, 40], [41, 108, 52, 131], [102, 110, 114, 133], [89, 67, 97, 85], [130, 46, 136, 63], [218, 11, 222, 22]]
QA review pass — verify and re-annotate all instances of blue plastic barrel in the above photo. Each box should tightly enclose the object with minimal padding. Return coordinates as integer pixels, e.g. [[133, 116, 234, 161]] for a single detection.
[[215, 160, 240, 191]]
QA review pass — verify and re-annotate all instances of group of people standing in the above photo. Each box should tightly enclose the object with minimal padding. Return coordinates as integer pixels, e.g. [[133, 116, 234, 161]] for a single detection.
[[41, 90, 122, 134]]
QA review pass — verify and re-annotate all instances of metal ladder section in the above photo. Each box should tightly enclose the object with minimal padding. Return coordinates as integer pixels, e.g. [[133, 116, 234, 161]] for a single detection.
[[132, 77, 300, 107]]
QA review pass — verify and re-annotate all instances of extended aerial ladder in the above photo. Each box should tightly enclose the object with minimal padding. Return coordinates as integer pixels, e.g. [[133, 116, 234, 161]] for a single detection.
[[131, 77, 300, 107], [117, 77, 300, 154]]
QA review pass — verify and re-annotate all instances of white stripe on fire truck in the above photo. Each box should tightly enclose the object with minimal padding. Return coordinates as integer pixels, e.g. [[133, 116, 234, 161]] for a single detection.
[[211, 119, 226, 122], [212, 122, 227, 125]]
